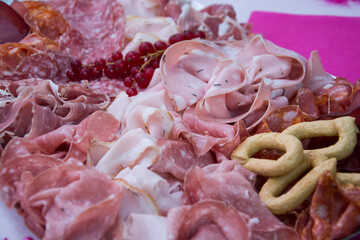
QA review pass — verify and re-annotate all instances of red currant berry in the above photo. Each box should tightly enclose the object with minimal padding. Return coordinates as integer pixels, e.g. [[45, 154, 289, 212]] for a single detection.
[[66, 69, 78, 81], [94, 58, 106, 70], [194, 30, 206, 39], [112, 50, 123, 61], [114, 59, 128, 70], [150, 59, 160, 69], [135, 72, 150, 89], [124, 76, 135, 87], [144, 67, 155, 80], [135, 72, 146, 83], [104, 65, 117, 79], [183, 30, 195, 40], [92, 67, 103, 79], [126, 87, 138, 97], [130, 66, 140, 76], [70, 59, 82, 72], [154, 40, 167, 51], [79, 67, 92, 80], [107, 56, 115, 63], [169, 33, 185, 45], [139, 42, 155, 56], [125, 51, 141, 67], [114, 59, 129, 77]]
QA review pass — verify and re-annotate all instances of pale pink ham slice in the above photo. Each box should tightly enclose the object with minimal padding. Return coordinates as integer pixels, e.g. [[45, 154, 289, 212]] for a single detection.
[[106, 91, 131, 123], [95, 178, 164, 240], [108, 85, 175, 124], [160, 35, 311, 129], [119, 0, 166, 17], [122, 213, 167, 240], [235, 35, 306, 88], [115, 179, 159, 219], [302, 50, 335, 93], [125, 16, 178, 44], [124, 105, 174, 139], [115, 165, 183, 215], [95, 128, 159, 177], [160, 39, 224, 111], [107, 84, 176, 139]]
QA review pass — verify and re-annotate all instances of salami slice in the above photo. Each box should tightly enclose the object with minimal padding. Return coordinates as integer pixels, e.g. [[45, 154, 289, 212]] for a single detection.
[[89, 78, 127, 98], [48, 0, 126, 63]]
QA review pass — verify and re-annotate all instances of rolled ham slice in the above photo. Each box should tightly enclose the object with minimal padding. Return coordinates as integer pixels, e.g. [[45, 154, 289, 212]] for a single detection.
[[160, 34, 332, 130]]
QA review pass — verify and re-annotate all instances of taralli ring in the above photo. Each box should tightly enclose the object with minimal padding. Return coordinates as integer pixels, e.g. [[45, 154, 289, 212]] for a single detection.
[[336, 172, 360, 186], [231, 132, 304, 177], [231, 117, 360, 215], [259, 158, 337, 215], [283, 116, 358, 160]]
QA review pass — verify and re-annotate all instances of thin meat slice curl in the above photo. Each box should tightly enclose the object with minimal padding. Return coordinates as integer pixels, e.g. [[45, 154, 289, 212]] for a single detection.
[[195, 35, 307, 125], [170, 107, 246, 158], [296, 171, 360, 240], [167, 200, 252, 240], [151, 138, 215, 180], [0, 80, 111, 148], [183, 160, 299, 239], [20, 164, 122, 240], [48, 0, 126, 63], [160, 35, 311, 128], [0, 111, 119, 207], [115, 165, 183, 215]]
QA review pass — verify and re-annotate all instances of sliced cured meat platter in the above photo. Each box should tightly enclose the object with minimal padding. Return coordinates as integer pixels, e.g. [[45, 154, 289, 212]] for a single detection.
[[1, 0, 360, 239]]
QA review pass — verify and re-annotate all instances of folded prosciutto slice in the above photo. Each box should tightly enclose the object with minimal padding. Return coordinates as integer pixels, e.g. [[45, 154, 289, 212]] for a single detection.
[[169, 107, 246, 158], [20, 164, 122, 239], [0, 79, 110, 151], [167, 200, 252, 240], [0, 110, 119, 207], [183, 160, 299, 239]]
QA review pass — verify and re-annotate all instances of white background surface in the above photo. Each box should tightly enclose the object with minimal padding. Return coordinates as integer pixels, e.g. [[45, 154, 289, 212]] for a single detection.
[[1, 0, 360, 239]]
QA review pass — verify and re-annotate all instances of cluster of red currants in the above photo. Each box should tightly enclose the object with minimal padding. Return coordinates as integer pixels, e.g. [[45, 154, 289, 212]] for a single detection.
[[66, 30, 206, 96]]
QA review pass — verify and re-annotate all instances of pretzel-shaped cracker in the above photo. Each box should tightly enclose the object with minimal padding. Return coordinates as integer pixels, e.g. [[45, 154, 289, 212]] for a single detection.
[[336, 173, 360, 185], [283, 116, 358, 160], [231, 117, 360, 214], [231, 132, 304, 177], [260, 155, 360, 215], [259, 153, 335, 215]]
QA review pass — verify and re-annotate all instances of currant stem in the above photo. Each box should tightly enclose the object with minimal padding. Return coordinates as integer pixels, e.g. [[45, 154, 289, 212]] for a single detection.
[[139, 50, 164, 72]]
